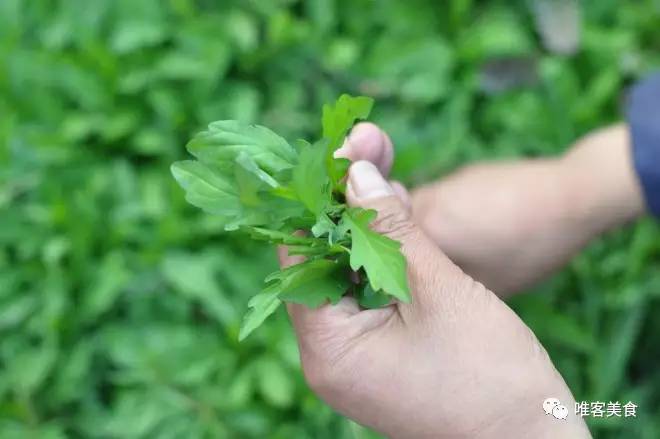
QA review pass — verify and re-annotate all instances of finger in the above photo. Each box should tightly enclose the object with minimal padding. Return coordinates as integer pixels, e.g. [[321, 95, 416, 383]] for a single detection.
[[346, 161, 465, 311], [334, 122, 394, 176], [390, 180, 412, 212], [379, 129, 394, 176], [346, 178, 411, 212]]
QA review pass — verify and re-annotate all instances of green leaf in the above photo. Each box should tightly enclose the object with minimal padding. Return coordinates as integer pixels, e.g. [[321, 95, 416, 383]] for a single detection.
[[275, 259, 351, 307], [365, 37, 454, 103], [239, 259, 351, 340], [170, 160, 241, 217], [234, 157, 264, 207], [248, 224, 349, 258], [174, 93, 406, 343], [245, 227, 325, 247], [322, 95, 373, 185], [311, 213, 335, 238], [255, 356, 295, 408], [284, 244, 347, 257], [322, 95, 374, 150], [162, 251, 237, 326], [171, 160, 304, 230], [340, 208, 411, 302], [239, 284, 282, 341], [236, 151, 280, 188], [332, 157, 351, 192], [312, 212, 350, 245], [291, 140, 330, 215], [356, 283, 392, 309], [9, 342, 58, 393], [187, 120, 298, 174]]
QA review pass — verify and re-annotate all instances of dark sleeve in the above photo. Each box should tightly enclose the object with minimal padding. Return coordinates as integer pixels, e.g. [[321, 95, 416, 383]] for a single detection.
[[627, 73, 660, 217]]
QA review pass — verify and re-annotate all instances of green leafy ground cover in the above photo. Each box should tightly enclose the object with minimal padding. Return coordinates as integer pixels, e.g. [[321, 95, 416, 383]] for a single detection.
[[1, 0, 660, 437]]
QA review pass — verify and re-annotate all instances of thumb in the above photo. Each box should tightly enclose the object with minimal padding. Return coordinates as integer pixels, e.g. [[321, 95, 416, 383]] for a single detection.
[[346, 161, 466, 312]]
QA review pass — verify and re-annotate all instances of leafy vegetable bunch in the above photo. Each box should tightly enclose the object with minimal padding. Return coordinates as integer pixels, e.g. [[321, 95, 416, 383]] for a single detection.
[[171, 95, 411, 340]]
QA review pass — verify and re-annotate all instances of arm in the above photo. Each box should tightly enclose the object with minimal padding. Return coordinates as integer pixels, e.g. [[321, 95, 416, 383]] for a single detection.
[[411, 71, 660, 296], [559, 123, 644, 235], [410, 123, 644, 295]]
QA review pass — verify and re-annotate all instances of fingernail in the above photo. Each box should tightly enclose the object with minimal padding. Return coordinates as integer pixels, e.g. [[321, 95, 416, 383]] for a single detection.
[[334, 141, 350, 159], [334, 122, 383, 160], [350, 122, 381, 146], [349, 161, 394, 199]]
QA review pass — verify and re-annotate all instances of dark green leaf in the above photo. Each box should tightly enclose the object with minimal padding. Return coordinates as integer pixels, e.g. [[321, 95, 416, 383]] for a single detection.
[[356, 283, 392, 309], [274, 259, 351, 308]]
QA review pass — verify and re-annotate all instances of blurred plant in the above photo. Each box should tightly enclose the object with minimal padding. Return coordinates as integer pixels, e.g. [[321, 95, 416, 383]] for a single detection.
[[1, 0, 659, 438]]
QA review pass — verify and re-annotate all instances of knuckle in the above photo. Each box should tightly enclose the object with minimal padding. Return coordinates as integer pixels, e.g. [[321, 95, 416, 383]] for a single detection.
[[371, 206, 416, 240]]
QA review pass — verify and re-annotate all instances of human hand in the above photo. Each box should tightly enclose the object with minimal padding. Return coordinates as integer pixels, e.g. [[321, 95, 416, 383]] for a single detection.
[[279, 159, 591, 438], [339, 123, 645, 296]]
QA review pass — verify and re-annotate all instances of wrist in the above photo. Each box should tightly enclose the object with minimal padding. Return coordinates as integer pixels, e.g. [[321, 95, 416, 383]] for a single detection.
[[556, 124, 645, 237]]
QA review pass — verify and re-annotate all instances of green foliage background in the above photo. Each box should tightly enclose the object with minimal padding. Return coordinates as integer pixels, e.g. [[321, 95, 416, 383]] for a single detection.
[[1, 0, 660, 437]]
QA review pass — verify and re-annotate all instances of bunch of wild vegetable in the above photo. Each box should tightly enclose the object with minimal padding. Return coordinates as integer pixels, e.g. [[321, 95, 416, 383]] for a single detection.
[[171, 95, 410, 340]]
